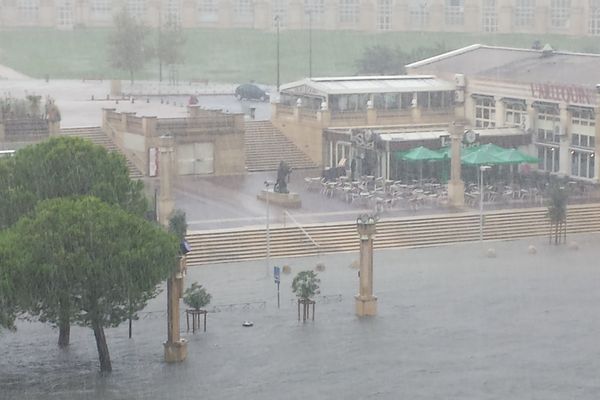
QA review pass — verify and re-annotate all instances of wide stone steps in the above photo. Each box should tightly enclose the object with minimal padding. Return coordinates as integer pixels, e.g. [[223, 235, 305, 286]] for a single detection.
[[60, 126, 144, 179], [185, 204, 600, 265], [244, 121, 317, 172]]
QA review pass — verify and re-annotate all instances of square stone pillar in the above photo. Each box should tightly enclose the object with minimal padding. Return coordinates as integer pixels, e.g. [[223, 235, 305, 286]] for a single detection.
[[355, 215, 377, 317], [447, 121, 465, 208]]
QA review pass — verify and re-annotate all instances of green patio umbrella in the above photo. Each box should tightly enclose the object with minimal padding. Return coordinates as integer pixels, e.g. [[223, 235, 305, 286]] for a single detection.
[[438, 145, 479, 158], [496, 148, 539, 164], [402, 146, 445, 161], [461, 146, 508, 165], [479, 143, 508, 155]]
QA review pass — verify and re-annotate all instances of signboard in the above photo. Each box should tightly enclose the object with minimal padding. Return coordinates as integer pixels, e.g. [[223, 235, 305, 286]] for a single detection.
[[273, 266, 281, 284], [530, 83, 595, 105]]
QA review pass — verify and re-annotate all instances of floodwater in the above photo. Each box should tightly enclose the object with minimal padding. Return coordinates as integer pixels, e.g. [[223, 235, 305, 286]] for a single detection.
[[2, 233, 600, 399]]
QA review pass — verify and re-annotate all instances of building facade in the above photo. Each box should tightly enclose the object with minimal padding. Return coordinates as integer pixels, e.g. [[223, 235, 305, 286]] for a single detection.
[[406, 44, 600, 183], [2, 0, 600, 36]]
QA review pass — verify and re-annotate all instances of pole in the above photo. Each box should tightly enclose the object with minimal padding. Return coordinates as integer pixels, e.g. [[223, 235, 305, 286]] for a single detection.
[[266, 182, 271, 277], [308, 12, 312, 79], [479, 167, 484, 242], [276, 16, 280, 92], [277, 282, 280, 309]]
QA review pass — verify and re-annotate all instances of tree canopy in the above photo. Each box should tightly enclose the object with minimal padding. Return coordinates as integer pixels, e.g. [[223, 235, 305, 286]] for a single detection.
[[108, 10, 153, 83], [183, 282, 211, 310], [291, 270, 320, 300], [156, 15, 186, 83], [355, 43, 448, 76], [0, 136, 146, 229], [8, 196, 179, 372]]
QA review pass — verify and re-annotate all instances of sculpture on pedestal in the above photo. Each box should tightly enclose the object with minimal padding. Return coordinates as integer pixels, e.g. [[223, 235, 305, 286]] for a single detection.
[[274, 160, 292, 194]]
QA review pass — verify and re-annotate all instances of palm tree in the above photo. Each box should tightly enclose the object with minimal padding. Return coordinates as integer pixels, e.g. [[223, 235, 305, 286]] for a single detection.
[[546, 185, 568, 245], [292, 270, 320, 322]]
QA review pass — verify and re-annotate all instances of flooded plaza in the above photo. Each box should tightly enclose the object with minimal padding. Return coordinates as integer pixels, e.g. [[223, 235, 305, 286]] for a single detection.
[[2, 233, 600, 400]]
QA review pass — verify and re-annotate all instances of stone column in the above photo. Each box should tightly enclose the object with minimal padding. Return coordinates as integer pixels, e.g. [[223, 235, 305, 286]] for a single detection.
[[355, 214, 377, 317], [447, 121, 465, 208], [160, 133, 188, 363], [495, 96, 506, 127], [594, 91, 600, 182], [558, 103, 570, 177]]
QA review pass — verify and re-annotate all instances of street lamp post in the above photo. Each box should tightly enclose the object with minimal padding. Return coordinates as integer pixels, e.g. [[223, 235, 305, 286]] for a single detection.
[[275, 15, 280, 92], [264, 181, 272, 277], [306, 10, 313, 78], [479, 165, 491, 242]]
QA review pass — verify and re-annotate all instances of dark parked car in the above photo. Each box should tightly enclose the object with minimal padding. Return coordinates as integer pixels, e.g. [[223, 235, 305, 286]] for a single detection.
[[235, 83, 269, 101]]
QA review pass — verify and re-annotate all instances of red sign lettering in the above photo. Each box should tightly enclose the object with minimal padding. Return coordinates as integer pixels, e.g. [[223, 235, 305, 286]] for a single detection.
[[529, 82, 594, 105]]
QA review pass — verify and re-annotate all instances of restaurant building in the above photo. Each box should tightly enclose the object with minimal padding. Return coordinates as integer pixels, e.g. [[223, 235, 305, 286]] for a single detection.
[[406, 44, 600, 183]]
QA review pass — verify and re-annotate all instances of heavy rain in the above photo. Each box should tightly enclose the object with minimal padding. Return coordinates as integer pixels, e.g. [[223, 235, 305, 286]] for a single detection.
[[1, 1, 600, 399]]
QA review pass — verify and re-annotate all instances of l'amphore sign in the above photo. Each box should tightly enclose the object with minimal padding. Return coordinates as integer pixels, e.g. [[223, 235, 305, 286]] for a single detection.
[[530, 82, 596, 105]]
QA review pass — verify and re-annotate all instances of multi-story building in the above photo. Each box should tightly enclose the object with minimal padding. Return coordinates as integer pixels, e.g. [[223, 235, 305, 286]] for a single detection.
[[2, 0, 600, 36], [406, 44, 600, 182]]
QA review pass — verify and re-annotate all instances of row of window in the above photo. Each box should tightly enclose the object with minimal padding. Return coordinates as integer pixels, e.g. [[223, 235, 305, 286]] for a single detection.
[[537, 146, 595, 179], [473, 97, 597, 129], [10, 0, 600, 34]]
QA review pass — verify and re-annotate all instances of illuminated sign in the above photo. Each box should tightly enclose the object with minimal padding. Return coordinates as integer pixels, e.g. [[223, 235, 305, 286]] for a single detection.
[[530, 83, 596, 105]]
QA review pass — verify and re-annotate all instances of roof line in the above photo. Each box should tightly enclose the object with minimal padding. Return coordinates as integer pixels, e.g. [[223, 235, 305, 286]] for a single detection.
[[406, 44, 600, 70], [405, 44, 483, 68]]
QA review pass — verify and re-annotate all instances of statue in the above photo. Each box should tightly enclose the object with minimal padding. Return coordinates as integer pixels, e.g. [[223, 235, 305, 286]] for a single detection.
[[274, 161, 292, 194]]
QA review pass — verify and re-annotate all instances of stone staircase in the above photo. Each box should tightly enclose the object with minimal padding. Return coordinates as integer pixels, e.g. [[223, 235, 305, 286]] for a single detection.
[[185, 204, 600, 265], [60, 126, 144, 179], [245, 120, 317, 172]]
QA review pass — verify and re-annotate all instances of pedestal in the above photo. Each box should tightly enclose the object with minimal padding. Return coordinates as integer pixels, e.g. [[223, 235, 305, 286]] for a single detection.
[[447, 180, 465, 208], [355, 295, 378, 316], [257, 190, 302, 208], [163, 339, 188, 363]]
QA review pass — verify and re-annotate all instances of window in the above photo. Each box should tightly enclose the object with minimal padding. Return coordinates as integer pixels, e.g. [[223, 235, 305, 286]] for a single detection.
[[482, 0, 497, 32], [339, 0, 359, 24], [550, 0, 570, 29], [571, 107, 595, 127], [126, 0, 146, 20], [56, 0, 74, 27], [272, 0, 288, 28], [537, 128, 560, 143], [445, 0, 464, 26], [198, 0, 219, 23], [505, 101, 526, 127], [17, 0, 40, 22], [164, 0, 182, 26], [409, 0, 428, 29], [304, 0, 325, 24], [376, 0, 392, 31], [474, 96, 496, 128], [538, 145, 560, 172], [233, 0, 254, 24], [590, 0, 600, 35], [514, 0, 534, 28], [90, 0, 112, 19], [417, 91, 454, 110], [336, 142, 351, 166], [571, 150, 595, 178], [571, 134, 595, 148]]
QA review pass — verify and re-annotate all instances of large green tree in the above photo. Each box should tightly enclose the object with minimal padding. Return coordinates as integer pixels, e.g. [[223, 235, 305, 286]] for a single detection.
[[108, 10, 153, 84], [9, 196, 179, 372], [0, 136, 146, 345]]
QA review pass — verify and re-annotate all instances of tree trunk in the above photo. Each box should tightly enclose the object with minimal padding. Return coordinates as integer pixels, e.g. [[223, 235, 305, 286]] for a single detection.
[[58, 320, 70, 347], [554, 222, 559, 245], [58, 302, 70, 347], [92, 320, 112, 373]]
